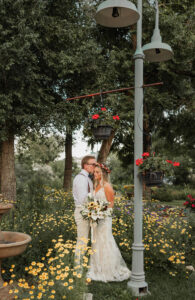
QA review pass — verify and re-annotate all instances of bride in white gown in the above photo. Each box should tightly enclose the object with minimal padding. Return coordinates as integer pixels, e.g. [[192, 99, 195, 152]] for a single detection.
[[87, 163, 131, 282]]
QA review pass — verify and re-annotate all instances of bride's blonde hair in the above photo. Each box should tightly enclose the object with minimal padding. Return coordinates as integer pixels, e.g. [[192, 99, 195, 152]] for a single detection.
[[94, 163, 111, 188]]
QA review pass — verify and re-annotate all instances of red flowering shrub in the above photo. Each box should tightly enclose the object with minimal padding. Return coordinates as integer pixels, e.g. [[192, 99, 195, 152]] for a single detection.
[[183, 194, 195, 211]]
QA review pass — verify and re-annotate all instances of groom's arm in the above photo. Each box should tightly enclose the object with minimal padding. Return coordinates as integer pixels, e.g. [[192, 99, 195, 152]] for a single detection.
[[73, 175, 88, 205]]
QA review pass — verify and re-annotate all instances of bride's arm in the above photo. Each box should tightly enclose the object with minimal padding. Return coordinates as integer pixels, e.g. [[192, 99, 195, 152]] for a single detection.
[[104, 183, 114, 208]]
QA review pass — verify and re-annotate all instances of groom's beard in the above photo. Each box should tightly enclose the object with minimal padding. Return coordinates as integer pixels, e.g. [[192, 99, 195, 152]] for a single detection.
[[88, 173, 94, 181]]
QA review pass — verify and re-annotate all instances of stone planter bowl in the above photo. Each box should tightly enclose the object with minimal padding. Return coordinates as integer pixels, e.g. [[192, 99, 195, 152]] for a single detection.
[[0, 203, 13, 218], [0, 232, 31, 259]]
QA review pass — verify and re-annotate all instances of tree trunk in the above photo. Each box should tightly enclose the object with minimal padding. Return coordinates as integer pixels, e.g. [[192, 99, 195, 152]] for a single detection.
[[0, 142, 2, 193], [63, 132, 72, 191], [1, 135, 16, 202], [97, 130, 115, 163]]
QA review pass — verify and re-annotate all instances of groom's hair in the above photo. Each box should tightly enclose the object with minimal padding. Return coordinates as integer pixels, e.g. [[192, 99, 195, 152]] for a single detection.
[[81, 155, 95, 169]]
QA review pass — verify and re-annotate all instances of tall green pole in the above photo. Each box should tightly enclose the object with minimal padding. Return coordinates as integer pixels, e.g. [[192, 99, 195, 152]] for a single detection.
[[127, 0, 148, 295]]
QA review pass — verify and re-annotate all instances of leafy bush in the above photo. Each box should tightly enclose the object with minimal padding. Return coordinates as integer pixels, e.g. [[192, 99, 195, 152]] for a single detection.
[[151, 185, 195, 202], [122, 185, 134, 199], [108, 154, 134, 188], [151, 188, 174, 202]]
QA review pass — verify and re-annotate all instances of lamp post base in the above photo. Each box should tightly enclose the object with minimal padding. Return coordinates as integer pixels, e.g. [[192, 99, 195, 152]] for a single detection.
[[127, 280, 150, 297]]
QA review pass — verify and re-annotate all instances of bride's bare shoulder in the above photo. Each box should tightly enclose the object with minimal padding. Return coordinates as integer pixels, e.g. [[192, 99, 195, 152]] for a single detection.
[[104, 183, 114, 193]]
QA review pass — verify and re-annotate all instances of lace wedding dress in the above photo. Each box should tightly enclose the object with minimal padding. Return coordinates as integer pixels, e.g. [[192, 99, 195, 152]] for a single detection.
[[87, 187, 131, 282]]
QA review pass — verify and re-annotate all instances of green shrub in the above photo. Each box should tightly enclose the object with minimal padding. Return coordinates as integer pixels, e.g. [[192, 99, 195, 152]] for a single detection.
[[151, 187, 174, 202], [151, 185, 195, 202]]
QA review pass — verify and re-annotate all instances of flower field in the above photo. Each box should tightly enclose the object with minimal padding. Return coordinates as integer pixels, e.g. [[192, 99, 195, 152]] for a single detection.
[[1, 188, 194, 299]]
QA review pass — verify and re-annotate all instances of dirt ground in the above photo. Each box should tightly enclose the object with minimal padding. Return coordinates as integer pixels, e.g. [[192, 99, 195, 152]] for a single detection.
[[0, 285, 15, 300]]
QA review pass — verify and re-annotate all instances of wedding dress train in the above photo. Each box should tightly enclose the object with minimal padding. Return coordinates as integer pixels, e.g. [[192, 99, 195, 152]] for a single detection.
[[87, 188, 131, 282]]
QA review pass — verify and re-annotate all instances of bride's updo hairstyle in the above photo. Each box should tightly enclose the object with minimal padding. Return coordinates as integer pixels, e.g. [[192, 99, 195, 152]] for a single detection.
[[94, 163, 111, 187]]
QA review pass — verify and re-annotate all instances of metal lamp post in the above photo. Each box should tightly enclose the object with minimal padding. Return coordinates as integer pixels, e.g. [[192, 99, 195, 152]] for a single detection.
[[95, 0, 173, 296]]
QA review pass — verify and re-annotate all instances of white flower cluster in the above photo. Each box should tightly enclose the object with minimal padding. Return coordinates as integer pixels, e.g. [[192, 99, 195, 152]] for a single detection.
[[81, 193, 113, 223]]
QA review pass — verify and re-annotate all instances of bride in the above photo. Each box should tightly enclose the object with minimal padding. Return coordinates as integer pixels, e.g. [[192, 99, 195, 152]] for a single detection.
[[87, 163, 131, 282]]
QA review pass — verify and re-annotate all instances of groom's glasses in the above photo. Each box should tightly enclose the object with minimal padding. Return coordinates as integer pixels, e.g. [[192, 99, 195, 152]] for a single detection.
[[87, 163, 96, 166]]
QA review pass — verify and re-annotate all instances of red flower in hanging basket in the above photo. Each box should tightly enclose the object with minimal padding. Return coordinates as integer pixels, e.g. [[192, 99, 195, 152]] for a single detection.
[[113, 115, 120, 120], [166, 160, 173, 164], [142, 152, 150, 158], [173, 162, 180, 167], [92, 114, 100, 120], [101, 107, 107, 111], [136, 158, 143, 166]]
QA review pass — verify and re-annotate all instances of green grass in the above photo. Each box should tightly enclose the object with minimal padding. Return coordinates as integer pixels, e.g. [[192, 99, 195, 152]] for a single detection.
[[159, 200, 185, 207], [88, 271, 195, 300]]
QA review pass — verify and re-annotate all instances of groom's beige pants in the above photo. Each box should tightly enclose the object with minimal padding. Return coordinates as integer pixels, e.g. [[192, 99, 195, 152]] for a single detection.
[[74, 207, 90, 265]]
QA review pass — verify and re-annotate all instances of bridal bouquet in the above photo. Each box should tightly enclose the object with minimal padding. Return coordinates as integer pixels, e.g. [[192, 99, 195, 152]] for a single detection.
[[81, 193, 113, 223]]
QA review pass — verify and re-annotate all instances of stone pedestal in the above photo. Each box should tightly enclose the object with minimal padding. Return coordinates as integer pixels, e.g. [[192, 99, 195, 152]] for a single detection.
[[127, 280, 149, 296], [83, 293, 93, 300]]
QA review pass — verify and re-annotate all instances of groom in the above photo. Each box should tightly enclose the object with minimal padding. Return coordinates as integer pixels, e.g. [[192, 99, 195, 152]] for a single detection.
[[73, 155, 96, 263]]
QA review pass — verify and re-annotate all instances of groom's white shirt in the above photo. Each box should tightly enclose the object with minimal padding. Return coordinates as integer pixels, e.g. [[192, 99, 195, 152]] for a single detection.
[[73, 169, 93, 206]]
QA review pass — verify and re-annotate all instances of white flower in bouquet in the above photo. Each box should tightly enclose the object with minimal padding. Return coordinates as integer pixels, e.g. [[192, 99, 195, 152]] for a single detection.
[[81, 192, 112, 223], [87, 192, 92, 198]]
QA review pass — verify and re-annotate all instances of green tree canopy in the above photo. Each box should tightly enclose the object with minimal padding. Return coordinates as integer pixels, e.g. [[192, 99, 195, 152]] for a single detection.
[[16, 133, 64, 165]]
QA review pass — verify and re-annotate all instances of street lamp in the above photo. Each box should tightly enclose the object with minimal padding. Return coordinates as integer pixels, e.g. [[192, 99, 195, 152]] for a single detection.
[[95, 0, 173, 296], [95, 0, 140, 27], [142, 0, 173, 62]]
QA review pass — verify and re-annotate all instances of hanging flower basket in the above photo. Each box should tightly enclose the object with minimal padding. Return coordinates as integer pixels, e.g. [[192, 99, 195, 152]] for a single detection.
[[83, 107, 120, 140], [136, 152, 180, 187], [92, 125, 113, 140], [142, 171, 164, 187]]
